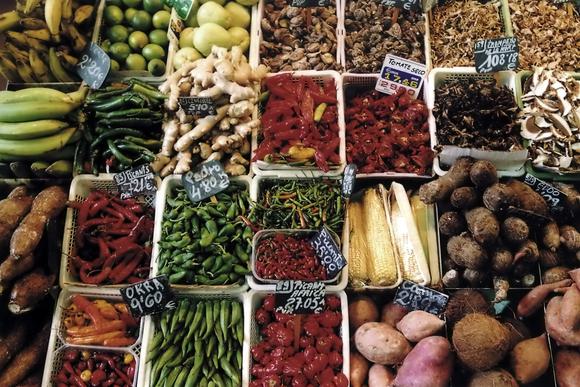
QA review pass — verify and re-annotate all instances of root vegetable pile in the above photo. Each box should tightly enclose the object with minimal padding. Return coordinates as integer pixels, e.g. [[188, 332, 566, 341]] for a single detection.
[[55, 349, 136, 387], [253, 73, 341, 172], [345, 87, 432, 174]]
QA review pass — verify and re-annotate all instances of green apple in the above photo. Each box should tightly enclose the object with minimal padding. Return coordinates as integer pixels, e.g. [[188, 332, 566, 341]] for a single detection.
[[194, 22, 233, 56], [225, 2, 250, 29], [196, 2, 232, 29]]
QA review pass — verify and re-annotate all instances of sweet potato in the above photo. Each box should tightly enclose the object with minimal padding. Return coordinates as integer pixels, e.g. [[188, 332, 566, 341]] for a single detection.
[[545, 296, 580, 346], [506, 180, 549, 217], [542, 222, 560, 251], [438, 211, 466, 236], [447, 234, 488, 269], [560, 285, 580, 331], [450, 187, 478, 209], [419, 157, 474, 204], [349, 296, 379, 331], [570, 268, 580, 287], [14, 370, 41, 387], [381, 302, 409, 328], [517, 278, 572, 318], [554, 349, 580, 387], [468, 369, 518, 387], [0, 322, 28, 371], [509, 334, 550, 384], [465, 207, 500, 245], [396, 311, 445, 343], [393, 336, 454, 387], [482, 183, 517, 212], [0, 255, 35, 295], [350, 352, 370, 387], [368, 364, 395, 387], [501, 217, 529, 245], [0, 187, 33, 251], [8, 269, 55, 314], [469, 160, 498, 189], [513, 240, 539, 264], [355, 322, 411, 365]]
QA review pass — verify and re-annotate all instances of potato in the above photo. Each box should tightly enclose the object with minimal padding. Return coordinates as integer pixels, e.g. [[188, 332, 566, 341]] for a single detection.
[[368, 364, 395, 387], [545, 296, 580, 346], [349, 296, 379, 331], [465, 207, 500, 245], [355, 322, 411, 365], [468, 369, 518, 387], [447, 234, 488, 269], [510, 334, 550, 384], [350, 352, 370, 387], [381, 302, 409, 328], [393, 336, 454, 387], [470, 160, 498, 189], [555, 349, 580, 387], [396, 310, 445, 342]]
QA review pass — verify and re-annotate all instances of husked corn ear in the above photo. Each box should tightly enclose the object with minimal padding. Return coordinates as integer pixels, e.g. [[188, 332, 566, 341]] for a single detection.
[[410, 194, 430, 260], [391, 197, 425, 284], [348, 201, 369, 288], [362, 187, 398, 286]]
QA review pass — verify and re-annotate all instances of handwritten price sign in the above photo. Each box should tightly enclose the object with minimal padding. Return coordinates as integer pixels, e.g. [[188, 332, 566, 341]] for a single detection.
[[182, 160, 230, 203], [113, 164, 157, 199], [275, 281, 326, 314], [474, 37, 519, 73], [120, 275, 176, 317], [178, 97, 216, 116], [76, 42, 110, 89]]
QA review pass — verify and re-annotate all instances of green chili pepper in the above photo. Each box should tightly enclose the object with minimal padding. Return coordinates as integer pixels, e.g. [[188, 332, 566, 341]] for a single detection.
[[106, 139, 132, 165]]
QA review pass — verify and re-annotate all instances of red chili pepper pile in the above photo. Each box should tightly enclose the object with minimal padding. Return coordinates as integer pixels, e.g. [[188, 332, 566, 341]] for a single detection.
[[56, 349, 135, 387], [69, 191, 154, 285], [256, 233, 328, 281], [250, 294, 348, 387], [253, 74, 341, 172], [345, 87, 434, 174]]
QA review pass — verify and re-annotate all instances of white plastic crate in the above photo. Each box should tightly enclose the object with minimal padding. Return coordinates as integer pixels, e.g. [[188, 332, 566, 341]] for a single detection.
[[426, 67, 526, 177], [151, 175, 251, 294], [59, 174, 159, 289], [251, 70, 347, 177], [341, 73, 434, 179], [137, 292, 250, 387], [245, 290, 350, 386]]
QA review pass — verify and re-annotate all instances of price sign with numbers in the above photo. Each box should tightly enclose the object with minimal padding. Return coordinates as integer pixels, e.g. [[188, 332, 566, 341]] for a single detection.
[[394, 280, 449, 315], [275, 281, 325, 314], [342, 163, 357, 199], [174, 0, 194, 19], [178, 97, 217, 116], [113, 164, 157, 199], [474, 37, 519, 73], [310, 226, 347, 278], [291, 0, 331, 7], [76, 42, 110, 89], [376, 54, 426, 99], [378, 0, 421, 11], [120, 275, 176, 317], [182, 160, 230, 203], [523, 173, 567, 216]]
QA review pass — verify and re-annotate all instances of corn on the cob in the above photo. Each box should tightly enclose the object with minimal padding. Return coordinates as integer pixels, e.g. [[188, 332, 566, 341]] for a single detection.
[[391, 194, 425, 284], [347, 201, 369, 288], [410, 193, 440, 283]]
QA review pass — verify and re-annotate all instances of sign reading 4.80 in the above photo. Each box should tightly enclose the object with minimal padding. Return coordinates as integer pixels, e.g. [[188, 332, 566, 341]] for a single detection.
[[182, 160, 230, 203], [376, 54, 426, 99], [76, 42, 110, 89]]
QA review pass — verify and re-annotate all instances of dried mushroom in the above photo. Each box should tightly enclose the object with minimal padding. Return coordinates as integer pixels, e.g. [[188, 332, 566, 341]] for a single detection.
[[260, 0, 341, 72], [520, 68, 580, 173], [430, 0, 503, 67], [509, 0, 579, 70], [433, 79, 520, 150], [345, 0, 425, 73]]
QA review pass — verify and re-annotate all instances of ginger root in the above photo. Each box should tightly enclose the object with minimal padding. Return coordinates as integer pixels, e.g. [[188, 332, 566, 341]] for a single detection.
[[174, 105, 229, 152], [161, 119, 180, 157], [174, 151, 192, 174]]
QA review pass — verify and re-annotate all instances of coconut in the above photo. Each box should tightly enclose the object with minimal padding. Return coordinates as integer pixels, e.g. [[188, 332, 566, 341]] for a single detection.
[[444, 290, 490, 325], [468, 369, 518, 387], [502, 317, 531, 350], [452, 313, 510, 371]]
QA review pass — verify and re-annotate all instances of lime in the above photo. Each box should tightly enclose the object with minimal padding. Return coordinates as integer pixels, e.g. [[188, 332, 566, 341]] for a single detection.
[[126, 53, 147, 70], [148, 58, 166, 76], [130, 10, 152, 31], [104, 5, 124, 26], [110, 42, 131, 62], [107, 25, 129, 43], [106, 0, 123, 6], [143, 0, 164, 13], [142, 43, 165, 60], [122, 0, 142, 8], [128, 30, 149, 51], [152, 10, 171, 30], [101, 39, 112, 53], [124, 7, 138, 21], [110, 59, 121, 71], [148, 29, 169, 47]]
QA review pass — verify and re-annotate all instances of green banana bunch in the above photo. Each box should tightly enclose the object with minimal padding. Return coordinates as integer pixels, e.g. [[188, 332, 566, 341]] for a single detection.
[[49, 47, 76, 82]]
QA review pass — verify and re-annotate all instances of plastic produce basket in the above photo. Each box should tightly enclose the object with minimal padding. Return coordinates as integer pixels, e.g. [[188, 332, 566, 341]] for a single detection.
[[137, 292, 250, 387], [50, 287, 144, 352], [341, 73, 434, 179], [245, 290, 350, 386], [251, 70, 346, 177], [151, 174, 251, 294], [59, 174, 159, 289], [427, 67, 526, 177]]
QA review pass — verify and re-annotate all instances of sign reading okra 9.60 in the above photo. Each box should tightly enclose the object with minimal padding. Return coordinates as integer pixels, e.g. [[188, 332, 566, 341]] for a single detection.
[[182, 160, 230, 203], [376, 54, 427, 99], [120, 275, 176, 317]]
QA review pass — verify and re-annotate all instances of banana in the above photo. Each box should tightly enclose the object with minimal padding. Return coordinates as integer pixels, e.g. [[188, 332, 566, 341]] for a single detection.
[[46, 160, 73, 177], [0, 101, 78, 123], [19, 17, 48, 30], [63, 24, 87, 53], [0, 144, 76, 162], [0, 56, 19, 77], [0, 119, 69, 140], [6, 31, 29, 48], [22, 0, 42, 15], [45, 0, 62, 36], [73, 5, 94, 25], [6, 42, 30, 63], [0, 127, 77, 156], [25, 37, 49, 53], [61, 0, 73, 21], [0, 11, 20, 33], [30, 161, 50, 178], [24, 28, 51, 42], [60, 52, 79, 67], [0, 62, 20, 83], [15, 61, 37, 83], [0, 87, 73, 104], [67, 86, 88, 105], [28, 49, 51, 83], [48, 47, 76, 82]]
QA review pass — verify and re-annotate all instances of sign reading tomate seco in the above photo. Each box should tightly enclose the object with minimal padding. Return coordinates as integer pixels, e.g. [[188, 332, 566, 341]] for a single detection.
[[376, 54, 427, 99]]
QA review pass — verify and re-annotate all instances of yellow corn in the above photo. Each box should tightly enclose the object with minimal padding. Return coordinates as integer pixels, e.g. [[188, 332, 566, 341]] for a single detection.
[[391, 196, 424, 284], [347, 201, 369, 288]]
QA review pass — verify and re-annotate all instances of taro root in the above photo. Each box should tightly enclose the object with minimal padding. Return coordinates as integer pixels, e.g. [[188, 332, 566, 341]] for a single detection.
[[433, 79, 520, 150], [430, 0, 503, 67], [450, 187, 478, 209], [542, 266, 570, 284], [491, 247, 514, 274], [483, 183, 518, 212], [469, 160, 498, 189], [463, 268, 488, 287], [501, 217, 529, 245], [439, 211, 466, 236], [345, 0, 425, 73], [260, 0, 340, 72], [447, 233, 488, 270]]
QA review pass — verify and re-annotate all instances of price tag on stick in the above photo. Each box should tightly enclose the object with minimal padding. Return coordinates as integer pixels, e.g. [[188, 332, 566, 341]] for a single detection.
[[120, 275, 177, 317], [182, 160, 230, 203], [76, 42, 110, 89], [342, 163, 357, 199], [275, 280, 326, 314], [310, 226, 347, 278], [113, 164, 157, 199], [178, 97, 217, 116], [474, 37, 519, 73], [378, 0, 421, 11], [291, 0, 331, 6], [394, 280, 449, 315], [376, 54, 426, 99]]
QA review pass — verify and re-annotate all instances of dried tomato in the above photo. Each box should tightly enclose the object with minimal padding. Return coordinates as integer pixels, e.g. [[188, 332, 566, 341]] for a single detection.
[[315, 336, 333, 354]]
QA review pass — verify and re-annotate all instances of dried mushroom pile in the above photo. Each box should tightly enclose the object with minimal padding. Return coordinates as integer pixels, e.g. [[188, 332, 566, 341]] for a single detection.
[[430, 0, 503, 67], [520, 68, 580, 173], [433, 79, 520, 151], [509, 0, 579, 70], [345, 0, 425, 73], [260, 0, 340, 72]]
